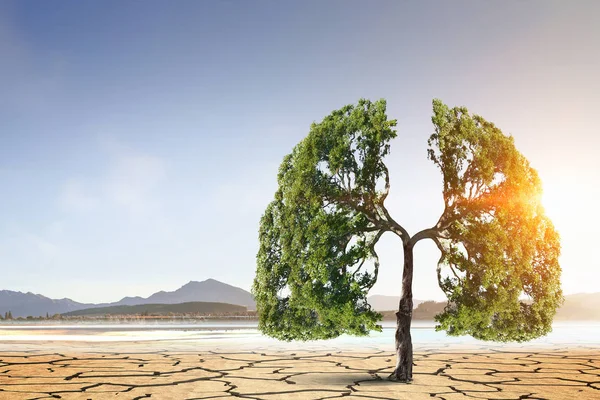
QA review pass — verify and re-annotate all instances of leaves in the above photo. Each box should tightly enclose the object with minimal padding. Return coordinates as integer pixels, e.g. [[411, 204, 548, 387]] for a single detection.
[[252, 99, 397, 340], [429, 99, 563, 341], [253, 98, 562, 343]]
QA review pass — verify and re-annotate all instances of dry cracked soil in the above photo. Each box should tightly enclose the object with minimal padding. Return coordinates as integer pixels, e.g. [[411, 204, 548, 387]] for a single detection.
[[0, 347, 599, 400]]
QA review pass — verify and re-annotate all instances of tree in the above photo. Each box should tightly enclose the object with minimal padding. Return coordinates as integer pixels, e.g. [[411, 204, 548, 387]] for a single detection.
[[253, 99, 562, 382]]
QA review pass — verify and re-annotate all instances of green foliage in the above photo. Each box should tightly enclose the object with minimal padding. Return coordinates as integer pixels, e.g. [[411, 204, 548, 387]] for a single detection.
[[254, 98, 562, 343], [253, 99, 397, 340], [62, 302, 246, 317], [429, 100, 563, 341]]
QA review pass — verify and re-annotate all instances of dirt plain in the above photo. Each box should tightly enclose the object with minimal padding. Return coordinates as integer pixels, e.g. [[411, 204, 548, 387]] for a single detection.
[[0, 341, 599, 400]]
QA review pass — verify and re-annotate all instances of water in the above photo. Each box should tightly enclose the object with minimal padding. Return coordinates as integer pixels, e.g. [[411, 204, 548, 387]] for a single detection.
[[1, 320, 598, 347]]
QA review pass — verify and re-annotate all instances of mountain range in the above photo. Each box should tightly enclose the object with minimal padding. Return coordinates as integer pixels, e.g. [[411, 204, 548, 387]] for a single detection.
[[367, 295, 423, 311], [0, 279, 255, 317], [0, 290, 88, 318], [2, 279, 600, 320]]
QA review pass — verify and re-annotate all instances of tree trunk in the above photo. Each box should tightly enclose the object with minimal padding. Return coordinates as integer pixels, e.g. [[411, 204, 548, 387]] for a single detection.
[[390, 242, 414, 382]]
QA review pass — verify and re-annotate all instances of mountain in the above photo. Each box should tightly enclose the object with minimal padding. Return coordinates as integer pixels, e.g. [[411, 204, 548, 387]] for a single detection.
[[0, 290, 92, 318], [378, 293, 600, 321], [0, 279, 256, 317], [555, 292, 600, 320], [368, 295, 423, 311], [114, 296, 146, 306], [62, 301, 247, 317], [113, 279, 256, 309], [4, 283, 600, 320], [380, 300, 447, 320]]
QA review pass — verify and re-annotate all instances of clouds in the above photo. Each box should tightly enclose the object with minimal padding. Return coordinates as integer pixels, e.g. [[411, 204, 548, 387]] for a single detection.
[[61, 180, 98, 211], [24, 232, 59, 258], [59, 145, 167, 216], [104, 153, 166, 214]]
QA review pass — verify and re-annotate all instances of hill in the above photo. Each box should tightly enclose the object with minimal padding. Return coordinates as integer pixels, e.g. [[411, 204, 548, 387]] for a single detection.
[[367, 295, 423, 311], [62, 301, 247, 317], [0, 279, 255, 317], [0, 290, 92, 318], [379, 294, 600, 321], [3, 282, 600, 321], [554, 292, 600, 320], [117, 279, 256, 309], [380, 301, 447, 320]]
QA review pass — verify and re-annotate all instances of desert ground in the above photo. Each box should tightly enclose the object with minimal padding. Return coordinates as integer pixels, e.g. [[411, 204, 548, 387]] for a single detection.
[[0, 341, 599, 400]]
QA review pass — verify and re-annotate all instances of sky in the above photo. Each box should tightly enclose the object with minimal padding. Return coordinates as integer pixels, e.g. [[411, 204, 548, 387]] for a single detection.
[[1, 1, 599, 303]]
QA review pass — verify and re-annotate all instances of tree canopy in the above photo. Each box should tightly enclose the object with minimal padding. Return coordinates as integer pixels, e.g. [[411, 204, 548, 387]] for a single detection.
[[253, 98, 562, 343], [429, 100, 562, 341]]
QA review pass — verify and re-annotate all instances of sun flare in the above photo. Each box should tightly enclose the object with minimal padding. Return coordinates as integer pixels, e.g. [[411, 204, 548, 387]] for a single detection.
[[541, 182, 567, 224]]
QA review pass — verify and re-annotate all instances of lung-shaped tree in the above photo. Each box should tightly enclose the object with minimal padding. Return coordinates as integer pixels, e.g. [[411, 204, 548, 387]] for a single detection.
[[252, 99, 562, 382]]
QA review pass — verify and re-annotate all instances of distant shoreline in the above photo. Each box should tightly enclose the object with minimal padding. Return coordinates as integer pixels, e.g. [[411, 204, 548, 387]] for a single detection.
[[2, 312, 600, 324]]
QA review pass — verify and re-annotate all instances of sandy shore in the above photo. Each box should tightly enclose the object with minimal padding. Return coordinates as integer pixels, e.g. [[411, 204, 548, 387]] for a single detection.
[[0, 342, 599, 400]]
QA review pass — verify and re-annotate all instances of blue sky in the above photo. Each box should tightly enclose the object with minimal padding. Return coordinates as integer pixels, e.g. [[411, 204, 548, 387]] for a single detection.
[[1, 1, 599, 303]]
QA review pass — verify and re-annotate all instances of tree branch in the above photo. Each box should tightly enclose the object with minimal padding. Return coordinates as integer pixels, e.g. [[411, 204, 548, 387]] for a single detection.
[[372, 164, 412, 242], [356, 230, 384, 289], [408, 227, 447, 248], [379, 164, 391, 204], [432, 236, 446, 292], [365, 230, 384, 289], [431, 236, 460, 294], [374, 204, 409, 244], [326, 163, 409, 243], [352, 258, 368, 279]]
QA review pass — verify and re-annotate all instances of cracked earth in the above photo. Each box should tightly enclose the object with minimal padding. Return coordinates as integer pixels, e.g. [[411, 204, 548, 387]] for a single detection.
[[0, 346, 599, 400]]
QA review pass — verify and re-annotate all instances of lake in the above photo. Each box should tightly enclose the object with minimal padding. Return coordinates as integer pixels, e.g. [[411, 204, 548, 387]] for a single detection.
[[1, 320, 598, 349]]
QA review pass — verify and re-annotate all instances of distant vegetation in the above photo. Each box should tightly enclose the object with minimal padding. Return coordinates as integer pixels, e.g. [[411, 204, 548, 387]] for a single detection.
[[379, 295, 600, 321], [2, 294, 599, 321], [380, 301, 447, 321], [62, 301, 247, 317]]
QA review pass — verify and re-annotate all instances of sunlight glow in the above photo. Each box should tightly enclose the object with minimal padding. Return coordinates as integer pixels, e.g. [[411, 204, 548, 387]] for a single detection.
[[541, 183, 567, 224]]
